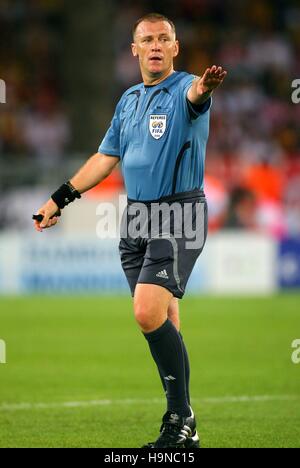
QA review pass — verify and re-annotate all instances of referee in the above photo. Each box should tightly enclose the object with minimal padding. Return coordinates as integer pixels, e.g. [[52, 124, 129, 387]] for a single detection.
[[34, 13, 227, 448]]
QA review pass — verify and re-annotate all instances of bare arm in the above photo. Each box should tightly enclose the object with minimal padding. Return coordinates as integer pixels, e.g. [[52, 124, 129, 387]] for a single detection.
[[70, 153, 120, 194], [187, 65, 227, 106], [34, 153, 120, 231]]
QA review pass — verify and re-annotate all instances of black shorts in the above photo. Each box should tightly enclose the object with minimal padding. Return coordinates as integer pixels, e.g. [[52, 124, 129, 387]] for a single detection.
[[119, 189, 208, 299]]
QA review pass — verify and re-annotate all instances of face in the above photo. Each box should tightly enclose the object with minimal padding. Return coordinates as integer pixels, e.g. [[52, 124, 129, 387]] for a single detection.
[[132, 20, 179, 81]]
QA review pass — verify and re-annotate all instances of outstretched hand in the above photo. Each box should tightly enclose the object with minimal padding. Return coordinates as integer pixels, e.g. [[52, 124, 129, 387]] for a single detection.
[[197, 65, 227, 95]]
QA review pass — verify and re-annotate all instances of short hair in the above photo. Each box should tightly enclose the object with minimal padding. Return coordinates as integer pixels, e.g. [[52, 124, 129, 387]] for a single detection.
[[132, 13, 176, 39]]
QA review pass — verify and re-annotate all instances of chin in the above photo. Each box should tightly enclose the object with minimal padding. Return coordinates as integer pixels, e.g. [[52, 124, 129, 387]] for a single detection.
[[148, 66, 164, 75], [149, 71, 162, 77]]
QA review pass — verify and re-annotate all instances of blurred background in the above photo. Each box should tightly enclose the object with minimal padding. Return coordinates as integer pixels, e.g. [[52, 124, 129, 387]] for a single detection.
[[1, 0, 300, 449], [0, 0, 300, 294]]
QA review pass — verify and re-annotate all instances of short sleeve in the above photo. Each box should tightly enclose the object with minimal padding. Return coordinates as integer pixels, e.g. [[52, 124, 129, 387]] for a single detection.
[[186, 97, 212, 119], [98, 99, 123, 157]]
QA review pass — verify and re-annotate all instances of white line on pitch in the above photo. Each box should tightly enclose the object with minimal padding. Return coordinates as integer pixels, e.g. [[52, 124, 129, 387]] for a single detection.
[[0, 395, 299, 412]]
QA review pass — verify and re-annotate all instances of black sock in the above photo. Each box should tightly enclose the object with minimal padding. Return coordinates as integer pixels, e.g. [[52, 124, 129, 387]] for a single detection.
[[179, 332, 191, 406], [157, 332, 191, 406], [143, 319, 190, 417], [158, 368, 167, 395]]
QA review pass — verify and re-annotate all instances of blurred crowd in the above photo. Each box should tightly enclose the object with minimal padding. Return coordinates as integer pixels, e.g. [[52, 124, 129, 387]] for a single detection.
[[114, 0, 300, 238], [0, 0, 70, 168], [0, 0, 300, 237]]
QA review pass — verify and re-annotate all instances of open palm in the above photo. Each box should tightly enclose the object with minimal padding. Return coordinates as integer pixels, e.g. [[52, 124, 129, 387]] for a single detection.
[[197, 65, 227, 94]]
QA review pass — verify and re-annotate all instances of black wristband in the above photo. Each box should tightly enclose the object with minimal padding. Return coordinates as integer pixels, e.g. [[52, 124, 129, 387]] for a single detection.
[[51, 181, 81, 209]]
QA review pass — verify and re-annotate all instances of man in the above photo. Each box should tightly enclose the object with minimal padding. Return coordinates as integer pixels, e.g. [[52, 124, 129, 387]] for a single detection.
[[34, 13, 227, 448]]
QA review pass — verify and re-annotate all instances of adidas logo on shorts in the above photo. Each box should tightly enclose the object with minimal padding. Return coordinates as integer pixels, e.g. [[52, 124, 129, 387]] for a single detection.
[[156, 269, 169, 280]]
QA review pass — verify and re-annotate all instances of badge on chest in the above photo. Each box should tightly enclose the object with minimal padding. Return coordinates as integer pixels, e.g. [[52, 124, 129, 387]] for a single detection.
[[149, 114, 167, 140]]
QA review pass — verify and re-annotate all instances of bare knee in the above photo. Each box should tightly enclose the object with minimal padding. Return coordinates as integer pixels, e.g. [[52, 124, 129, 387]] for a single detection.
[[168, 298, 180, 331], [134, 300, 152, 331], [133, 284, 173, 333], [134, 299, 166, 333]]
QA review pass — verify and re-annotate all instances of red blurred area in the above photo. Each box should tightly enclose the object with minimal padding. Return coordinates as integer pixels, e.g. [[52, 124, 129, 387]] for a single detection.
[[86, 169, 124, 199]]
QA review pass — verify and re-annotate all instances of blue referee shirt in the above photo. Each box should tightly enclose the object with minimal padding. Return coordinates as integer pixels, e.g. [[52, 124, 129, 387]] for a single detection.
[[99, 71, 212, 201]]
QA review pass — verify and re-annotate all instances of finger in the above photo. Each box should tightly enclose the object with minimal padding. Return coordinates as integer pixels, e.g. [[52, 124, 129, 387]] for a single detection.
[[49, 218, 58, 227], [202, 68, 211, 79], [33, 211, 44, 231], [209, 67, 223, 79], [219, 71, 227, 80], [40, 215, 50, 229], [34, 221, 43, 232], [211, 67, 223, 78], [46, 219, 54, 228], [217, 68, 227, 76], [211, 71, 227, 83]]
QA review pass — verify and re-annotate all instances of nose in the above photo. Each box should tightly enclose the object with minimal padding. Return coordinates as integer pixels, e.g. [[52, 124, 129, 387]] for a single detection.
[[151, 40, 162, 51]]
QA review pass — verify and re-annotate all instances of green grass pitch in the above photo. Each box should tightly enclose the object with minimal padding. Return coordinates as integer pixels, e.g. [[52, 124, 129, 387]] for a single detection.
[[0, 294, 299, 448]]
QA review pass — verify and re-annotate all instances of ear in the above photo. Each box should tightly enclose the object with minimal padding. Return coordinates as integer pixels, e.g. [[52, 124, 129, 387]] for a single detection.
[[131, 43, 138, 57], [173, 40, 179, 58]]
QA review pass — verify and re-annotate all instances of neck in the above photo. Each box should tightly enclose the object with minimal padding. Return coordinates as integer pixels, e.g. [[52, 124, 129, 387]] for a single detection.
[[142, 68, 175, 86]]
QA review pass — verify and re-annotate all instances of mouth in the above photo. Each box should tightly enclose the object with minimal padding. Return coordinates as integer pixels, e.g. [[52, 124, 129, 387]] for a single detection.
[[149, 56, 163, 63]]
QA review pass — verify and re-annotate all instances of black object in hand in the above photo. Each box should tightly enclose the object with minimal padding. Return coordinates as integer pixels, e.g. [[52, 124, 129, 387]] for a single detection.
[[32, 214, 44, 222], [32, 209, 61, 223]]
